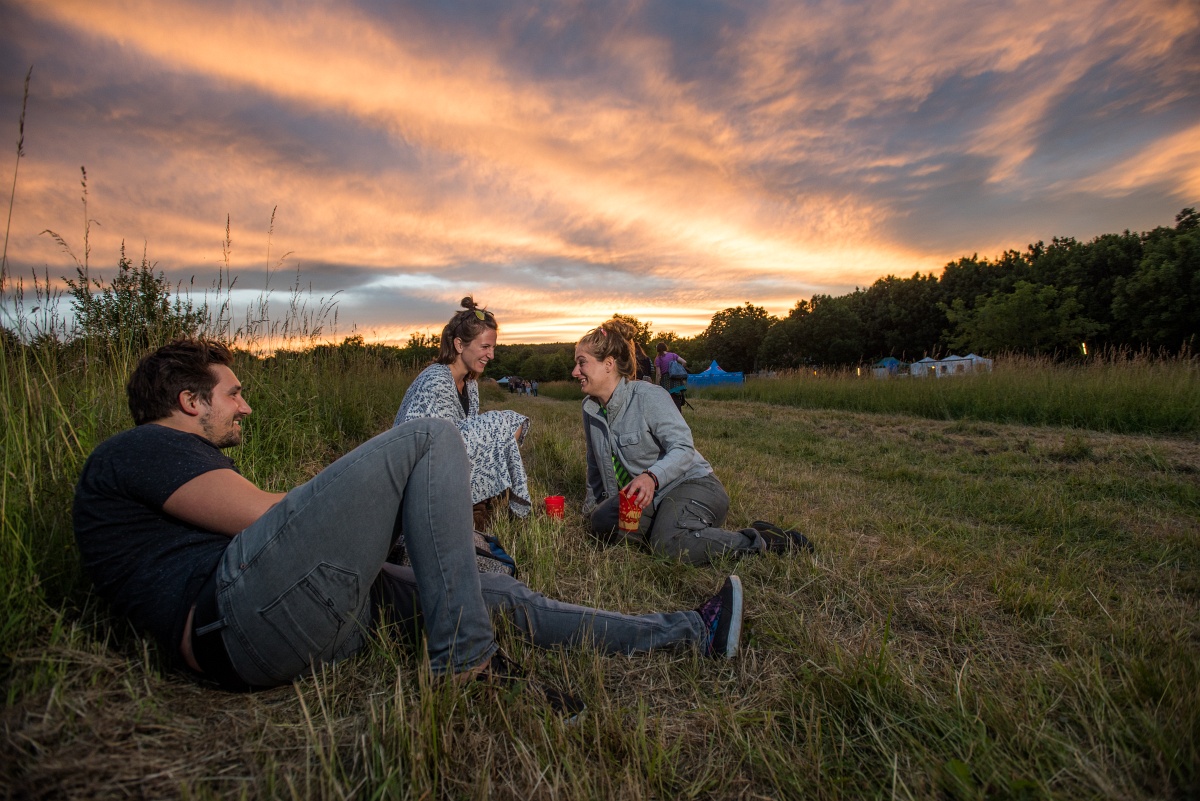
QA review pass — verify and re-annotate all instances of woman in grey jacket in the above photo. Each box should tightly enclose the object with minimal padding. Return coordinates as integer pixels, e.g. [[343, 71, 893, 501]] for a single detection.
[[573, 323, 811, 565]]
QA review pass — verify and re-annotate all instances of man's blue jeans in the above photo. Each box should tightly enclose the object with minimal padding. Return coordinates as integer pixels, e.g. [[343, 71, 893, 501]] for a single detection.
[[212, 419, 497, 686], [374, 566, 706, 655]]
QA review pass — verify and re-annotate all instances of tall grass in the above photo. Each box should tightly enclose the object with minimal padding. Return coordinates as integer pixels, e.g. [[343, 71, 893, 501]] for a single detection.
[[4, 105, 1197, 798], [6, 383, 1197, 798], [0, 171, 403, 700], [695, 352, 1199, 435]]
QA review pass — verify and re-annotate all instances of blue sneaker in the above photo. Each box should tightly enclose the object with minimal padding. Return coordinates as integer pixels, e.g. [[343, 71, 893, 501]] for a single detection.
[[696, 576, 744, 658]]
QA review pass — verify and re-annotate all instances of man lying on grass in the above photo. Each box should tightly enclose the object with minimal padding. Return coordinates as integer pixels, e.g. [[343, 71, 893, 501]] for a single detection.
[[72, 338, 743, 713]]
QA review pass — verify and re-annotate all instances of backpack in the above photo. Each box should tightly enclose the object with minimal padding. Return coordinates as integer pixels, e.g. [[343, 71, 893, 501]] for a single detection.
[[668, 359, 687, 378]]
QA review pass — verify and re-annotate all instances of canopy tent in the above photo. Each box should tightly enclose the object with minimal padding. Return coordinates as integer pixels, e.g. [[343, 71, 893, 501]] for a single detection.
[[872, 356, 903, 379], [934, 354, 994, 376], [911, 354, 994, 377], [686, 361, 744, 388], [909, 356, 938, 377], [963, 353, 994, 372]]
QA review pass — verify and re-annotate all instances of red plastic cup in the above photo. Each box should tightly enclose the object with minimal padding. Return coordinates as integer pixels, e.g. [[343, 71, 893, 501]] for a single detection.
[[618, 489, 642, 534], [544, 495, 565, 519]]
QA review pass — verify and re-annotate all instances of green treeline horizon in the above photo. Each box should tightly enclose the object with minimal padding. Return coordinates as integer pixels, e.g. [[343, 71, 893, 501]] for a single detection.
[[470, 207, 1199, 381], [5, 208, 1196, 385]]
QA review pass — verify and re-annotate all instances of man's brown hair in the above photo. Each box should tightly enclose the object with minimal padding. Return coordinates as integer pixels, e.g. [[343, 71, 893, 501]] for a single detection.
[[126, 338, 234, 425]]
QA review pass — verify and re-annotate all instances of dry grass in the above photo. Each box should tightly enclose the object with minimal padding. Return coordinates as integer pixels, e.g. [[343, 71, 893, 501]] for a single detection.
[[3, 390, 1198, 799]]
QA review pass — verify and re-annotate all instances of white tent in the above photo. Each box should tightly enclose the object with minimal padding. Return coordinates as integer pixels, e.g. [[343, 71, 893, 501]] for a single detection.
[[910, 356, 938, 377], [964, 353, 994, 372], [911, 354, 992, 378]]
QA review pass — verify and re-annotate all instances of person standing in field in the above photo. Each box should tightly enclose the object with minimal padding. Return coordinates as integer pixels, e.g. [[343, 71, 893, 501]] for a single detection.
[[654, 343, 688, 409], [394, 297, 529, 529], [72, 338, 749, 709], [573, 322, 813, 566]]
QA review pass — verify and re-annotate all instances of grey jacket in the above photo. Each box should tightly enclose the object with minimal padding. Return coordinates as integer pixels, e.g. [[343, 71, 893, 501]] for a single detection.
[[581, 377, 714, 514]]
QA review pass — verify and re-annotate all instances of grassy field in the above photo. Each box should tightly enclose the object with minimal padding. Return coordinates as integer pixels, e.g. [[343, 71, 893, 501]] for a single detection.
[[691, 354, 1200, 436], [2, 351, 1198, 799]]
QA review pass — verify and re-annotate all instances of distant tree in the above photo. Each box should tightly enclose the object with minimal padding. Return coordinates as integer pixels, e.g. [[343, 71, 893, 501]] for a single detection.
[[756, 301, 805, 369], [512, 348, 574, 382], [394, 331, 438, 367], [1175, 207, 1198, 232], [652, 331, 680, 350], [609, 313, 653, 346], [800, 294, 867, 365], [1111, 220, 1199, 350], [701, 303, 775, 372], [944, 281, 1101, 355], [667, 335, 706, 368], [857, 273, 944, 359], [937, 254, 1010, 314]]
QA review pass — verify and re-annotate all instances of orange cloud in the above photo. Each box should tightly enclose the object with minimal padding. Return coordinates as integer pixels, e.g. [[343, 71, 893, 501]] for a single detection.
[[7, 0, 1196, 343]]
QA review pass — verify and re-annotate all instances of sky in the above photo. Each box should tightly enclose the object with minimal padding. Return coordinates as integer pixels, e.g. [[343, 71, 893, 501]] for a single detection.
[[1, 0, 1197, 344]]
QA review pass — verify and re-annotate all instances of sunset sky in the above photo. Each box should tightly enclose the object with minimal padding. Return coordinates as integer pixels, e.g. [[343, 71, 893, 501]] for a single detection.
[[1, 0, 1197, 344]]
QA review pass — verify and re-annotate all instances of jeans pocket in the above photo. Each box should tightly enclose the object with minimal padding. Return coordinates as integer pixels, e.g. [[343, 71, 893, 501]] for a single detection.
[[258, 562, 360, 679]]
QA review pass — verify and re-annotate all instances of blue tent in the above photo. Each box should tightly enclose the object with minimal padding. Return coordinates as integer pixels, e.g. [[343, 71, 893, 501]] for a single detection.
[[686, 361, 744, 388], [872, 356, 902, 379]]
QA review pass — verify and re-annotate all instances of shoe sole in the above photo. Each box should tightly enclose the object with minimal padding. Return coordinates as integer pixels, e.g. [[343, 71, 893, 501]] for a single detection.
[[723, 575, 744, 659]]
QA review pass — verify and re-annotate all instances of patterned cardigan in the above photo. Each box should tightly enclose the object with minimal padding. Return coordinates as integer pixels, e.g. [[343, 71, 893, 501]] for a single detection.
[[394, 363, 531, 517]]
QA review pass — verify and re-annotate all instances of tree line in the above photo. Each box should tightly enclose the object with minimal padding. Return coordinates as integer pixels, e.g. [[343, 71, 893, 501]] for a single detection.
[[395, 208, 1200, 382], [6, 209, 1194, 384], [484, 208, 1196, 380]]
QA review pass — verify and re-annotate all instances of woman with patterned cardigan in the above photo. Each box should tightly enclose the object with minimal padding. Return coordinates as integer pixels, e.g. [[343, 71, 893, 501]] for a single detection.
[[394, 297, 530, 527]]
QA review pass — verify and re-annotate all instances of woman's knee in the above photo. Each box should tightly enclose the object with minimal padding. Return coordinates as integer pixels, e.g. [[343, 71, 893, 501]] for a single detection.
[[648, 530, 712, 565]]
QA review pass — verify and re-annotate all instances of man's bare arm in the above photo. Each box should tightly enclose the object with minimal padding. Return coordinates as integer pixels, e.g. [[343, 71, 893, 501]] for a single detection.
[[163, 469, 286, 536]]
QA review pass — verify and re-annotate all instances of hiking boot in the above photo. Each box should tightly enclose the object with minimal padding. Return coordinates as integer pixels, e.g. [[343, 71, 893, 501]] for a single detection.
[[695, 576, 743, 659], [752, 520, 814, 554], [474, 651, 586, 722]]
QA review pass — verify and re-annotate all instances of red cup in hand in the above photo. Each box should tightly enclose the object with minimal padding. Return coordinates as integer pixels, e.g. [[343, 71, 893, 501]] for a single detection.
[[618, 489, 641, 534]]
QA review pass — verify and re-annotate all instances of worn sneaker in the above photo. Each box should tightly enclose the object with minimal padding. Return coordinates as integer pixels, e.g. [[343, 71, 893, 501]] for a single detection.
[[695, 575, 744, 658], [474, 651, 586, 722], [752, 520, 815, 554]]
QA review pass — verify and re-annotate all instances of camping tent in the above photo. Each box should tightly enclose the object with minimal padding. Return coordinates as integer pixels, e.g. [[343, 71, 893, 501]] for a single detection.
[[964, 353, 994, 372], [872, 356, 902, 379], [935, 354, 993, 376], [910, 356, 938, 378], [911, 354, 994, 378], [685, 361, 744, 388]]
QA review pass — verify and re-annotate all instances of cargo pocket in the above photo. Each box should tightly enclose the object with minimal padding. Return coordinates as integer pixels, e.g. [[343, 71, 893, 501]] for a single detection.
[[678, 498, 717, 535], [258, 563, 360, 679]]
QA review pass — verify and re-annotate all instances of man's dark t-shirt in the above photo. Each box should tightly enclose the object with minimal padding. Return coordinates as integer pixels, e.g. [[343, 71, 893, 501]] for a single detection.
[[73, 424, 235, 664]]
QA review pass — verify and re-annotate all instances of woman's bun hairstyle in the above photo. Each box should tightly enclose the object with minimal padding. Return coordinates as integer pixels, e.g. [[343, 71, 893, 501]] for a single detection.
[[577, 318, 637, 380], [436, 295, 498, 376]]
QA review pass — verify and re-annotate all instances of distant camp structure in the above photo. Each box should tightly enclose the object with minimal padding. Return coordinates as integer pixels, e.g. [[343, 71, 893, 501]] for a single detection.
[[891, 354, 994, 378], [686, 361, 745, 388], [872, 357, 903, 378]]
